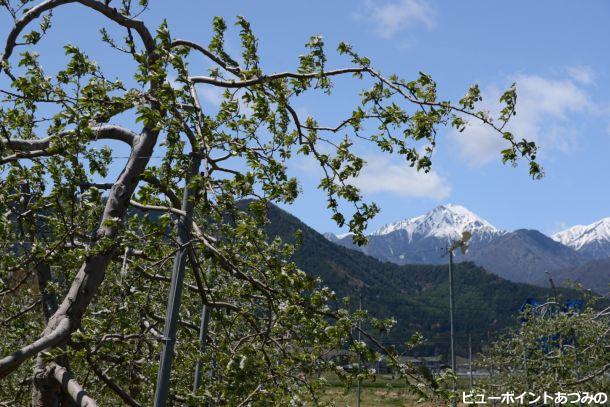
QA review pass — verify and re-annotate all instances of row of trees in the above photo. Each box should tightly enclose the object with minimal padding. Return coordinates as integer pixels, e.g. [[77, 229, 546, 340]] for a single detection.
[[0, 0, 540, 405], [479, 293, 610, 399]]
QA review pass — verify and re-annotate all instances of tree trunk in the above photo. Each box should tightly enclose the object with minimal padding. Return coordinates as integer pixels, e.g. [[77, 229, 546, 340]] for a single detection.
[[31, 362, 60, 407]]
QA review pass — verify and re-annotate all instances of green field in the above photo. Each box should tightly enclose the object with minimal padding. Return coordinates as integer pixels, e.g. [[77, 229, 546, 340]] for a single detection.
[[320, 375, 473, 406], [322, 387, 432, 407]]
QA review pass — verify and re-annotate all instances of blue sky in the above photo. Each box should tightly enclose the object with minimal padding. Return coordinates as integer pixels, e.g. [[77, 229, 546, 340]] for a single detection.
[[2, 0, 610, 236]]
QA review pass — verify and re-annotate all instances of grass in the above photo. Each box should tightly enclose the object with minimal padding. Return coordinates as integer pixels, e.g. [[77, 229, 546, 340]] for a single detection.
[[321, 386, 427, 407], [319, 374, 473, 406]]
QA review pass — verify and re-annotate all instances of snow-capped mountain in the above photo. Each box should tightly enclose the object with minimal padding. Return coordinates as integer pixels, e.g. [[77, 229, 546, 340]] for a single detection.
[[329, 204, 506, 266], [371, 203, 504, 242], [326, 204, 603, 289], [552, 218, 610, 260]]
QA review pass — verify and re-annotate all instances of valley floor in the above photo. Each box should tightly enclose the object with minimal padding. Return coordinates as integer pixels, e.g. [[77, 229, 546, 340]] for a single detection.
[[320, 375, 472, 406], [321, 387, 445, 406]]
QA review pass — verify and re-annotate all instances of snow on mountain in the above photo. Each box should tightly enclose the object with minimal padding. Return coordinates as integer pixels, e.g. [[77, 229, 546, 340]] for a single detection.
[[371, 203, 504, 242], [330, 204, 610, 292], [324, 204, 607, 291], [552, 218, 610, 259]]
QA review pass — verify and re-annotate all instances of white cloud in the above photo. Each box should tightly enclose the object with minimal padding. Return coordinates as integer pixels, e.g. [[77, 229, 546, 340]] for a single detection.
[[567, 66, 595, 85], [357, 0, 436, 39], [291, 153, 450, 200], [450, 72, 595, 165], [349, 155, 450, 199]]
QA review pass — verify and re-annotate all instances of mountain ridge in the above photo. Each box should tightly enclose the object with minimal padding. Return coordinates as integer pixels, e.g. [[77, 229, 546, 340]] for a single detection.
[[326, 204, 609, 293], [371, 203, 504, 241]]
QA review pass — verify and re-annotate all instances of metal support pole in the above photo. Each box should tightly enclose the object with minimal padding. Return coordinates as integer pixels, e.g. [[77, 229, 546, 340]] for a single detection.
[[154, 154, 200, 407], [193, 303, 211, 392]]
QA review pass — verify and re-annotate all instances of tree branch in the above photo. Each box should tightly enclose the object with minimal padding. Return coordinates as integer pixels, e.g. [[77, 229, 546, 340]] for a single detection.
[[129, 199, 186, 217], [1, 0, 155, 76], [0, 0, 161, 374], [171, 39, 241, 75], [0, 299, 41, 327], [50, 363, 98, 407], [0, 317, 71, 378], [565, 363, 610, 386], [189, 67, 367, 88], [1, 124, 139, 152], [85, 356, 141, 407]]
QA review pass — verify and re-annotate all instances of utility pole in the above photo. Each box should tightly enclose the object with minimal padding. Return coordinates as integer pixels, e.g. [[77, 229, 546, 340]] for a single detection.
[[448, 248, 457, 404], [468, 331, 473, 390], [356, 293, 362, 407], [448, 249, 456, 376], [445, 231, 470, 407], [154, 153, 201, 407], [488, 331, 497, 407]]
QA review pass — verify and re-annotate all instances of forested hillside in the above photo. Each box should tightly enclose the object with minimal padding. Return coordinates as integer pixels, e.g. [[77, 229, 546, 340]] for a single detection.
[[265, 204, 578, 357]]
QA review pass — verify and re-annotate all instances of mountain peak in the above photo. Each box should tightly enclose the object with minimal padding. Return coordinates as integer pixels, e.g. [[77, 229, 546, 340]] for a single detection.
[[432, 203, 480, 217], [371, 204, 503, 241], [552, 217, 610, 254]]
